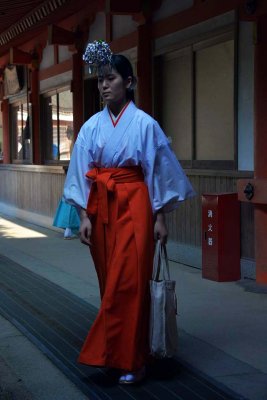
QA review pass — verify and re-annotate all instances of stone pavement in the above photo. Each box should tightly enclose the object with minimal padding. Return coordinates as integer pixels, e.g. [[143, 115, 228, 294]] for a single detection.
[[0, 213, 267, 400]]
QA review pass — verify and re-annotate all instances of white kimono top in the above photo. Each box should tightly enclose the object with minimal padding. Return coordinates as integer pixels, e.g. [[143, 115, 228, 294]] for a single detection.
[[63, 101, 195, 214]]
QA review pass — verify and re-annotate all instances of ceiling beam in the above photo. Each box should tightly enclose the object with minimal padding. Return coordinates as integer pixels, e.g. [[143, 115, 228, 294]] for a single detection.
[[106, 0, 162, 15], [48, 24, 77, 45], [10, 47, 33, 65], [106, 0, 142, 14]]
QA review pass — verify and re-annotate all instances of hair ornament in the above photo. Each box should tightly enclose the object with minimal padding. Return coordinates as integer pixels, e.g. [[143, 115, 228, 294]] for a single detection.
[[83, 40, 113, 74]]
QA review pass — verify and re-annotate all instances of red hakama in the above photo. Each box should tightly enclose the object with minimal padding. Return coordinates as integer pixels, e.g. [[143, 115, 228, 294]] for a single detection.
[[78, 167, 154, 371]]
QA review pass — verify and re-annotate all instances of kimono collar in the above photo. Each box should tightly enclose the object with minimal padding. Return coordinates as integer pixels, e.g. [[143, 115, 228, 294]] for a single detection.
[[108, 101, 130, 127], [102, 101, 137, 129], [100, 101, 138, 163]]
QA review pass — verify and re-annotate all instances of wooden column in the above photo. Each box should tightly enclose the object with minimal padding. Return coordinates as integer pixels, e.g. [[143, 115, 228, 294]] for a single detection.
[[30, 67, 41, 164], [254, 14, 267, 283], [72, 52, 84, 140], [1, 99, 10, 163], [137, 22, 152, 114], [106, 12, 113, 42]]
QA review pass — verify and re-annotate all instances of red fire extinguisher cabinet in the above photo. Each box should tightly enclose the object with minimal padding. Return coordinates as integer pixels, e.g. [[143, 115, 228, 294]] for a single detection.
[[202, 193, 241, 282]]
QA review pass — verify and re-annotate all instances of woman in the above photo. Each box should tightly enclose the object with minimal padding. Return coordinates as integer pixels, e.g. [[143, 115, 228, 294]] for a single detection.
[[63, 41, 195, 384]]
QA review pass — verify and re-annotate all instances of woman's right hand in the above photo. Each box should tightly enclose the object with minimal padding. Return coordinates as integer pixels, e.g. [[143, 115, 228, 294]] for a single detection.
[[79, 209, 92, 246]]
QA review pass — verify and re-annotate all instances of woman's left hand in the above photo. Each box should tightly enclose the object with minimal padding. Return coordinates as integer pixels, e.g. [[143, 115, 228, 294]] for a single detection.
[[154, 212, 168, 245]]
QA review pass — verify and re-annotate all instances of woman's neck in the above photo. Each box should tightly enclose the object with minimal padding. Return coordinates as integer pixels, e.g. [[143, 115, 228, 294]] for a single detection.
[[108, 99, 129, 117]]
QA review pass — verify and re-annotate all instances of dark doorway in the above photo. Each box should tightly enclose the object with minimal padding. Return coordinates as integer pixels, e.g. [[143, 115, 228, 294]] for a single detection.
[[84, 78, 101, 121]]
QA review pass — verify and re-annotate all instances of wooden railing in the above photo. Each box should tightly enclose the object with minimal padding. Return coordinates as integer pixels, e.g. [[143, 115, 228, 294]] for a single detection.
[[0, 164, 65, 218], [0, 165, 254, 259]]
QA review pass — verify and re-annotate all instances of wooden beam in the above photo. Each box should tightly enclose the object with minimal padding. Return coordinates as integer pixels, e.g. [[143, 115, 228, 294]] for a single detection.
[[39, 59, 72, 81], [152, 0, 240, 39], [137, 23, 152, 114], [253, 14, 267, 283], [239, 0, 267, 20], [106, 12, 113, 42], [72, 52, 84, 140], [238, 179, 267, 204], [48, 24, 76, 45], [10, 48, 32, 65], [110, 31, 138, 53], [1, 99, 10, 163], [107, 0, 142, 14], [30, 69, 41, 164], [107, 0, 161, 15]]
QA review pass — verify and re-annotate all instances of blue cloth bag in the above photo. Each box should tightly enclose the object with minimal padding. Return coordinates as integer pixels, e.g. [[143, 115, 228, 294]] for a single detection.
[[53, 199, 80, 233]]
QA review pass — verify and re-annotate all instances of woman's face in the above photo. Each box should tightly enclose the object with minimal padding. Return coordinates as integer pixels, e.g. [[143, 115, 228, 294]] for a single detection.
[[98, 67, 132, 105]]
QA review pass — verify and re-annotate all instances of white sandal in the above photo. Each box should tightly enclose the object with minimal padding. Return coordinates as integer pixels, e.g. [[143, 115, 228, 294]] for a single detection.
[[118, 366, 146, 385]]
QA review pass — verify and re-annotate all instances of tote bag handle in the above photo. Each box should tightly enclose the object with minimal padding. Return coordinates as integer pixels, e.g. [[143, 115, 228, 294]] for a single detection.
[[152, 240, 171, 281]]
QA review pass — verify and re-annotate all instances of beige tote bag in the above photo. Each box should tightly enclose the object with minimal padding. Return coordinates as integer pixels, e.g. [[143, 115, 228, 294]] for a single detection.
[[149, 240, 178, 358]]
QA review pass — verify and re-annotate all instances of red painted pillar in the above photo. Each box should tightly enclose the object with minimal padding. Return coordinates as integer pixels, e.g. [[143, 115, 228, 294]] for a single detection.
[[1, 99, 10, 164], [30, 67, 41, 164], [137, 22, 152, 114], [254, 14, 267, 283], [72, 52, 84, 140]]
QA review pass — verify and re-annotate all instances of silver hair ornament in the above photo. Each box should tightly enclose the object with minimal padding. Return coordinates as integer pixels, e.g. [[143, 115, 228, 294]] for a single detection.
[[83, 40, 113, 74]]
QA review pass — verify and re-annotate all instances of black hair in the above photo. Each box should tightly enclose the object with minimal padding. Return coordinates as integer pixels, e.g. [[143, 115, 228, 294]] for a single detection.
[[111, 54, 136, 102]]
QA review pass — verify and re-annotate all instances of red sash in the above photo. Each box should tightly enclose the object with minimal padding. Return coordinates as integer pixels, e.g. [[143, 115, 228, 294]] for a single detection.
[[86, 166, 144, 224]]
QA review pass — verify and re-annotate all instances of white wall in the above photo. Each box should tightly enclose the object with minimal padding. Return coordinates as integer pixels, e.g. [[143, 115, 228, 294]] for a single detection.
[[88, 12, 105, 43], [39, 43, 72, 70], [153, 0, 193, 22], [58, 45, 73, 63], [112, 15, 138, 40], [238, 21, 254, 171], [39, 43, 54, 70]]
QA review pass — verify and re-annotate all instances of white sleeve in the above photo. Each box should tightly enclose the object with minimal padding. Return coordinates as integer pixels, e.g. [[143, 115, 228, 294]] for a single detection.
[[142, 121, 195, 214], [63, 128, 93, 210]]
